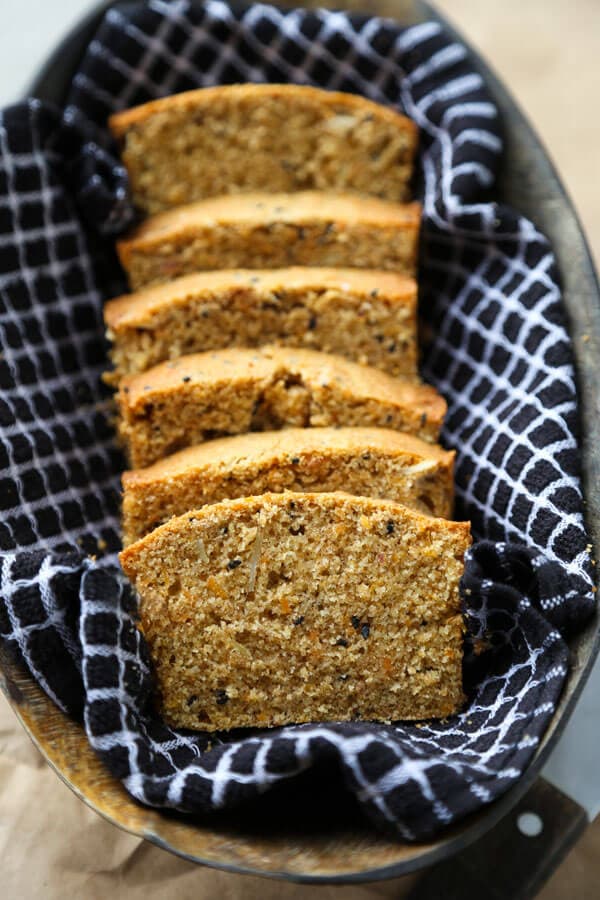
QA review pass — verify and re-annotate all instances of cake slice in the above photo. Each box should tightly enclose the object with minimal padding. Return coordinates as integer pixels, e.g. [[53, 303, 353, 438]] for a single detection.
[[121, 427, 455, 544], [116, 193, 421, 289], [119, 491, 470, 730], [109, 84, 418, 215], [116, 346, 446, 468], [104, 267, 418, 383]]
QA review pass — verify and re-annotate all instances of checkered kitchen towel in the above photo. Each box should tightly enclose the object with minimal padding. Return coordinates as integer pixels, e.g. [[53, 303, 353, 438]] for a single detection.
[[0, 0, 595, 840]]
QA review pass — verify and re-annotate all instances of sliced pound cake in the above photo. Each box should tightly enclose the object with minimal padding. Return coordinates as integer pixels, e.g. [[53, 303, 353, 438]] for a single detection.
[[104, 267, 418, 383], [109, 84, 418, 215], [121, 427, 455, 544], [119, 491, 471, 730], [116, 193, 421, 289], [116, 346, 446, 468]]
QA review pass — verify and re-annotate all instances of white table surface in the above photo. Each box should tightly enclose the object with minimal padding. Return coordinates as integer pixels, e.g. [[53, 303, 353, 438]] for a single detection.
[[1, 0, 599, 821]]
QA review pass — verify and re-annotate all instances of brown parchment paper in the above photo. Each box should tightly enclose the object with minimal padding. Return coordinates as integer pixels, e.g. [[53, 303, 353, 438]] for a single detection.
[[1, 0, 599, 896], [0, 697, 416, 898]]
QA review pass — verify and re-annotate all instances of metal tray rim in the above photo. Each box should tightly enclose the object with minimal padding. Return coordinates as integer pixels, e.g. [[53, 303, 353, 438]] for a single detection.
[[2, 0, 598, 884]]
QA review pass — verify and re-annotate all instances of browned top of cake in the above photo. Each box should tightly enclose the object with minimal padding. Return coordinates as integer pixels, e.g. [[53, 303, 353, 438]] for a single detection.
[[121, 489, 470, 558], [123, 426, 454, 487], [119, 345, 443, 418], [109, 85, 418, 214], [104, 267, 417, 330], [109, 83, 417, 138], [117, 193, 421, 262]]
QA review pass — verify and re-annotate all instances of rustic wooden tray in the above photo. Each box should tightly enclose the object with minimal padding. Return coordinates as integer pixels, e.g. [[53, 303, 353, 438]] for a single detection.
[[1, 0, 599, 885]]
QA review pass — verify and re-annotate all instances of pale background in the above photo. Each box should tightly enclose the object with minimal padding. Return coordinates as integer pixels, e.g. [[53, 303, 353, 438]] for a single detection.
[[1, 1, 599, 897]]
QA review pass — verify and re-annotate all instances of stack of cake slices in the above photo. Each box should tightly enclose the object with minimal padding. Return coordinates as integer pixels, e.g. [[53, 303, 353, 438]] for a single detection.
[[107, 84, 471, 732]]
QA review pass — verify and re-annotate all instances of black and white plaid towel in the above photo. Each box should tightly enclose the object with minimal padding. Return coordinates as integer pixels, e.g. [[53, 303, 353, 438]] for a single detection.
[[0, 0, 595, 840]]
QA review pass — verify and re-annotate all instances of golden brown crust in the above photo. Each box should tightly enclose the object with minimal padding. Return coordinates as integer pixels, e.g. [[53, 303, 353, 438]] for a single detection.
[[120, 194, 421, 245], [119, 491, 470, 730], [120, 426, 455, 543], [104, 266, 418, 382], [119, 345, 439, 409], [109, 84, 417, 137], [116, 194, 421, 289], [116, 346, 447, 467], [125, 427, 453, 483], [104, 267, 416, 329], [109, 85, 418, 213]]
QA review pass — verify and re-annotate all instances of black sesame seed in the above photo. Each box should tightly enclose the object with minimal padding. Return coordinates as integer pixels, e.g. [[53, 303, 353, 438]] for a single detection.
[[186, 694, 198, 707], [290, 456, 300, 464], [215, 689, 229, 705], [385, 413, 393, 424], [227, 558, 242, 570], [222, 524, 229, 535], [420, 413, 428, 427], [370, 288, 379, 298], [362, 452, 371, 460], [361, 623, 371, 640], [351, 615, 361, 630], [308, 315, 317, 330], [317, 224, 335, 245], [336, 638, 349, 647], [388, 342, 397, 353], [182, 375, 191, 383], [386, 520, 395, 535], [293, 616, 305, 626]]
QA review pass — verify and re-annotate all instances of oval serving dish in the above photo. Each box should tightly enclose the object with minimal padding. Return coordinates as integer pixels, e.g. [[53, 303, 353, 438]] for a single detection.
[[1, 0, 599, 884]]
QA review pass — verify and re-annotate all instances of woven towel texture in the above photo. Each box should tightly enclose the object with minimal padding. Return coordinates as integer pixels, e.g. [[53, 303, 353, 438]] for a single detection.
[[0, 0, 594, 840]]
